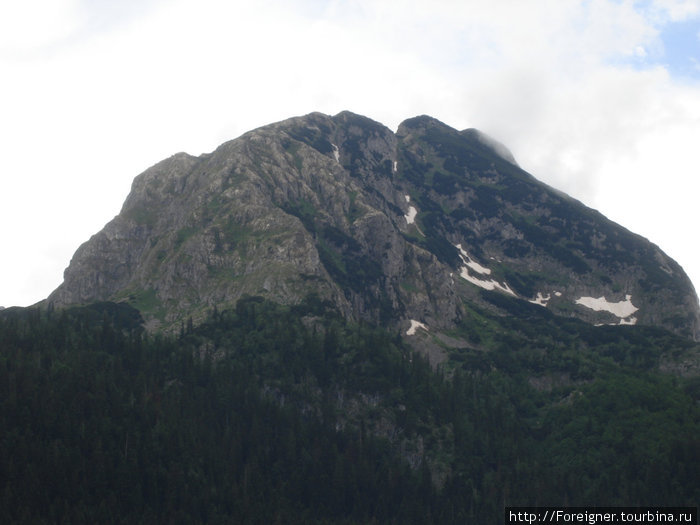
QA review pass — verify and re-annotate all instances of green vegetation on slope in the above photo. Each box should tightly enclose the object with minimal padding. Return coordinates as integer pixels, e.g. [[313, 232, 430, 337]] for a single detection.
[[0, 297, 698, 524]]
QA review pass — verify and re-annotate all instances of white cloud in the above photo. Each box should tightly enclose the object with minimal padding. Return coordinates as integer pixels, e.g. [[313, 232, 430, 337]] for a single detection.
[[0, 0, 83, 53], [648, 0, 700, 21]]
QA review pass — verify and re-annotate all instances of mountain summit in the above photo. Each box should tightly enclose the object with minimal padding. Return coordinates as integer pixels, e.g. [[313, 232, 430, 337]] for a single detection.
[[48, 111, 700, 342]]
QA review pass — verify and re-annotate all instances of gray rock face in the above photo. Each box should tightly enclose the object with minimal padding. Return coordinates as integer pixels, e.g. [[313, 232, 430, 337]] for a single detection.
[[48, 111, 700, 340]]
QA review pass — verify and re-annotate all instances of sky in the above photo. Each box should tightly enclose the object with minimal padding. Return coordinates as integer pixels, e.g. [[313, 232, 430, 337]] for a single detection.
[[1, 0, 700, 308]]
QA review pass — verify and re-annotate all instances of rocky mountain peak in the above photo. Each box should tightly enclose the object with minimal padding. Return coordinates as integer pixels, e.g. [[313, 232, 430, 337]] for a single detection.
[[397, 114, 447, 134], [48, 111, 700, 344]]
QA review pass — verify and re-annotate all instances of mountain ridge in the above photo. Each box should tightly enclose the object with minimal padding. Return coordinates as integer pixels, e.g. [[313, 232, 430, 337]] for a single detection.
[[47, 111, 700, 343]]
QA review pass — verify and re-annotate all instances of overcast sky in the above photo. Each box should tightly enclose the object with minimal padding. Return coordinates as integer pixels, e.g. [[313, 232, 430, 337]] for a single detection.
[[2, 0, 700, 307]]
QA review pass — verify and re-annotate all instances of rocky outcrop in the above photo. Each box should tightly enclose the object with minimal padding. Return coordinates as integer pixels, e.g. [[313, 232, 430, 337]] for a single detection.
[[48, 111, 700, 340]]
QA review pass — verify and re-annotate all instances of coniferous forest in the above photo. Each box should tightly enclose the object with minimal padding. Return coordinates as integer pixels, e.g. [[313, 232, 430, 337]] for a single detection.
[[1, 295, 699, 523]]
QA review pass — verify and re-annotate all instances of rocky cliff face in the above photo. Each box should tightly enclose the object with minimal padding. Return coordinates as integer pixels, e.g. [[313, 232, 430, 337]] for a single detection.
[[48, 111, 700, 341]]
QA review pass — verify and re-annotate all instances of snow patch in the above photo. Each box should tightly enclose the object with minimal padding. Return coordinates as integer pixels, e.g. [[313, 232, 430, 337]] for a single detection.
[[455, 244, 491, 275], [554, 291, 562, 297], [405, 206, 417, 225], [529, 292, 551, 307], [403, 196, 417, 224], [331, 143, 340, 163], [575, 294, 638, 318], [459, 268, 517, 296], [406, 320, 428, 336], [455, 244, 516, 296], [393, 161, 398, 173]]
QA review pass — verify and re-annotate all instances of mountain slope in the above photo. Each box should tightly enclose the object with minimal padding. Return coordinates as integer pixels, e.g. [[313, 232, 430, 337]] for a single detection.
[[47, 111, 700, 341], [8, 111, 700, 521]]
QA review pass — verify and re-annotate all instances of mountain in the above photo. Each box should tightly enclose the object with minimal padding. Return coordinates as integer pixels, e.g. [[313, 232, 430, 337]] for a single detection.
[[5, 111, 700, 521], [47, 111, 700, 344]]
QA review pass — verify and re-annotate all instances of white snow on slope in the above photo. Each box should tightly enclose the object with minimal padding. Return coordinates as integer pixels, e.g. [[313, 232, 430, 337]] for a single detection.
[[529, 292, 551, 307], [406, 320, 428, 335], [459, 268, 517, 296], [575, 294, 638, 318], [455, 244, 491, 275], [332, 143, 340, 163], [405, 207, 417, 225], [454, 244, 516, 296], [404, 195, 417, 225]]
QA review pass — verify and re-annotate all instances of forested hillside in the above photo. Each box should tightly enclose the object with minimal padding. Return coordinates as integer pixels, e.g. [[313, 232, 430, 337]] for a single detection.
[[1, 297, 698, 523]]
